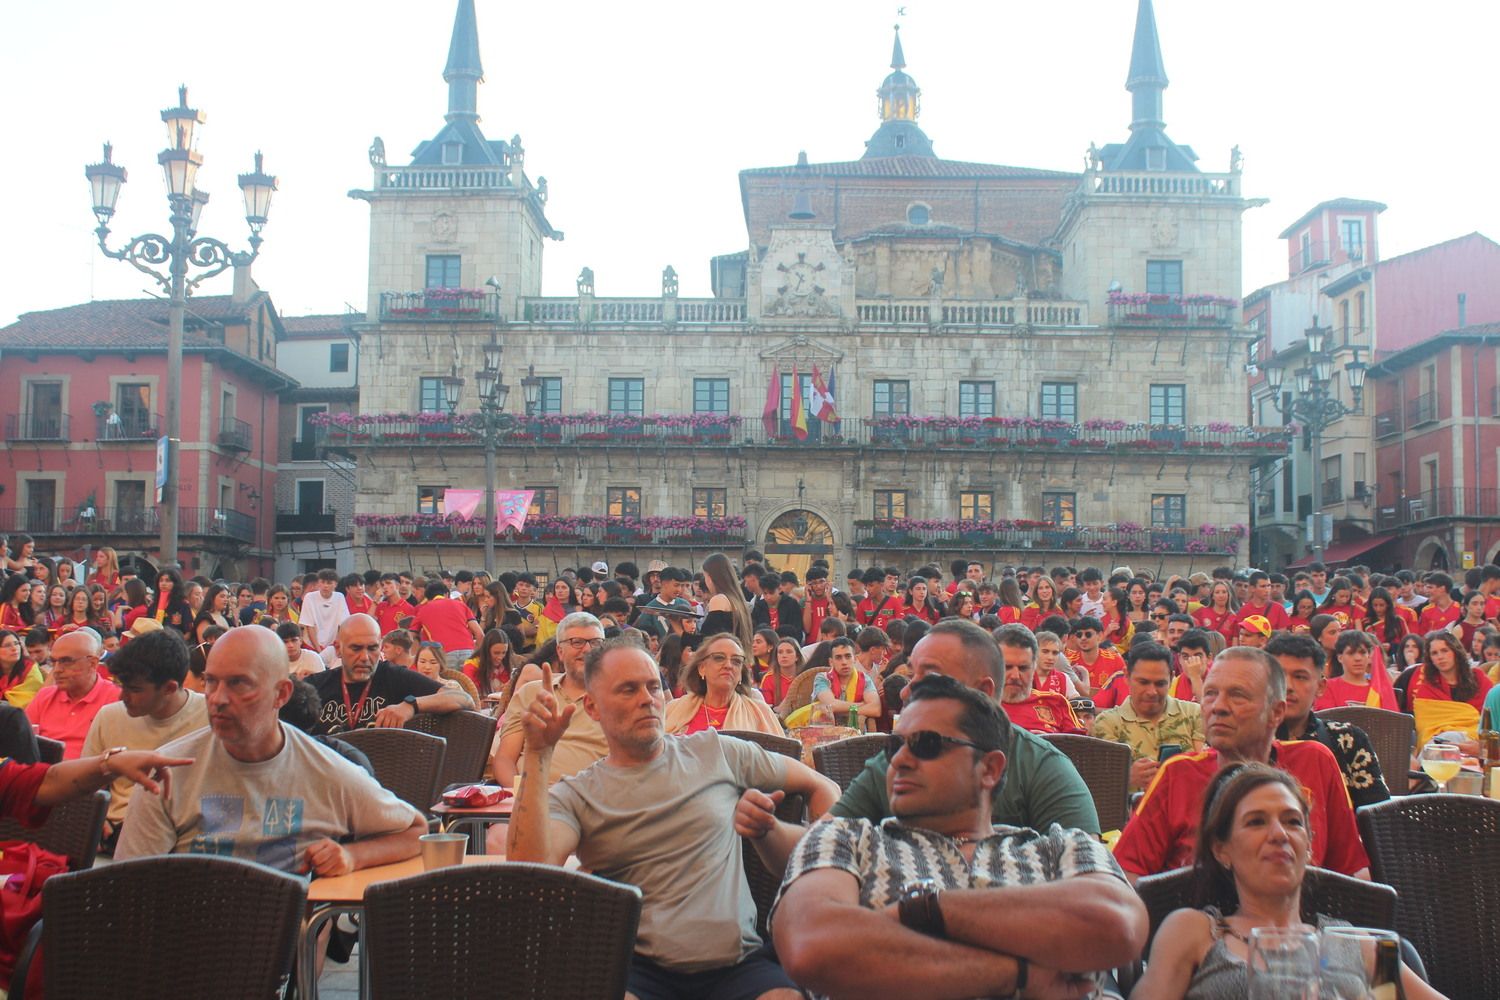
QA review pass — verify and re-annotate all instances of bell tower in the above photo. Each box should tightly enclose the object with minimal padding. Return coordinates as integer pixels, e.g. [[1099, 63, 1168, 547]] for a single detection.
[[351, 0, 561, 323]]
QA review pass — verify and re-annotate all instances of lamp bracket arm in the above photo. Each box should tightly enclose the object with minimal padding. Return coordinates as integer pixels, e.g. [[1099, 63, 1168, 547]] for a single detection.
[[95, 229, 173, 293]]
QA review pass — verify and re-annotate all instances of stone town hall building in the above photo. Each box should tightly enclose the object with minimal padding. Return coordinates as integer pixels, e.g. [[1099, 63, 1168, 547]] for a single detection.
[[334, 0, 1283, 580]]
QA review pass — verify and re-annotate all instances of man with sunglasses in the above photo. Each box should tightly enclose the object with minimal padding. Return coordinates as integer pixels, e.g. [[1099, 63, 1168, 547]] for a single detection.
[[773, 674, 1145, 999], [491, 612, 610, 787], [1063, 616, 1124, 693], [734, 620, 1098, 880]]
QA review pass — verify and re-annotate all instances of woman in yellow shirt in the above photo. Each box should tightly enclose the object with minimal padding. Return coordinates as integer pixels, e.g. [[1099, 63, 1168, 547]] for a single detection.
[[0, 629, 46, 709]]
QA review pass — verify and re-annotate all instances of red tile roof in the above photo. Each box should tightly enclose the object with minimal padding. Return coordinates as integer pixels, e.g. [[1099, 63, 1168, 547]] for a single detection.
[[281, 313, 363, 338], [0, 295, 256, 349]]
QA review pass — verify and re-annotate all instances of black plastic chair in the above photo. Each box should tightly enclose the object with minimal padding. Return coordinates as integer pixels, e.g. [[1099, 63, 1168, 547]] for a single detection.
[[722, 728, 806, 939], [364, 862, 642, 1000], [339, 727, 448, 814], [13, 855, 305, 1000], [34, 737, 63, 765], [1358, 794, 1500, 998], [0, 789, 108, 870], [405, 710, 498, 788]]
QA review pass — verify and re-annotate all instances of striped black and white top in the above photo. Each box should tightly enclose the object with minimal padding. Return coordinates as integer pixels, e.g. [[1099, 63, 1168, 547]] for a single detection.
[[773, 815, 1124, 920]]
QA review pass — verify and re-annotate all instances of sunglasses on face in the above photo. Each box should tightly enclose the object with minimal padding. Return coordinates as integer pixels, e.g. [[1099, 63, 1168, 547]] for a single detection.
[[1150, 613, 1168, 620], [887, 730, 988, 761]]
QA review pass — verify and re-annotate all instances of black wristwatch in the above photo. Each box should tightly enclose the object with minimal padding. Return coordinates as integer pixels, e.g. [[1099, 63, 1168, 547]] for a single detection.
[[403, 695, 419, 710], [896, 879, 946, 937]]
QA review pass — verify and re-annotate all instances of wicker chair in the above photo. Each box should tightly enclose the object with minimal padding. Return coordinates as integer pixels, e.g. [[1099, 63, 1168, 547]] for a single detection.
[[405, 710, 498, 789], [813, 734, 890, 792], [1039, 733, 1132, 831], [1317, 706, 1414, 795], [720, 729, 802, 760], [339, 727, 448, 813], [364, 862, 642, 1000], [15, 855, 305, 1000], [722, 728, 806, 939], [777, 669, 821, 717], [35, 737, 63, 765], [0, 789, 108, 870], [1358, 794, 1500, 999]]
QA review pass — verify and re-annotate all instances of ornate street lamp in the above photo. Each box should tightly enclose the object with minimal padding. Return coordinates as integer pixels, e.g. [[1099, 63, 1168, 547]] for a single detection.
[[1266, 318, 1368, 564], [475, 338, 523, 573], [85, 87, 276, 571]]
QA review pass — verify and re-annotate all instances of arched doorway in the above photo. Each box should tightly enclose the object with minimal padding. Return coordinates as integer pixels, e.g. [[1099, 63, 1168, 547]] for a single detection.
[[764, 509, 834, 581]]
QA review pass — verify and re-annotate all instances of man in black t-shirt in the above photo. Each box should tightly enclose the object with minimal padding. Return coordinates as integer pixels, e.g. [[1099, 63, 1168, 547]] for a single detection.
[[307, 614, 470, 735]]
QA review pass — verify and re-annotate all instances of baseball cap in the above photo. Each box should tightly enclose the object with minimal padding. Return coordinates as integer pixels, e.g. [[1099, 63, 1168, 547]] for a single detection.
[[1238, 614, 1272, 637], [591, 561, 609, 575], [646, 560, 668, 574]]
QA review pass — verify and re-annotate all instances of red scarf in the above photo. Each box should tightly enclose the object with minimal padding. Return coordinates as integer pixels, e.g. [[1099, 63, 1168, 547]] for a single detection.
[[542, 596, 569, 624]]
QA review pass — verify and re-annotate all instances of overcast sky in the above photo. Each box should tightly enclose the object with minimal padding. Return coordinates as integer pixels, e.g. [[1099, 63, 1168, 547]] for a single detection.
[[4, 1, 1497, 327]]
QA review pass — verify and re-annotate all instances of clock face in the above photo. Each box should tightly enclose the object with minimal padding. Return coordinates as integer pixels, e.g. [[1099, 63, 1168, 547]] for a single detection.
[[785, 262, 814, 297]]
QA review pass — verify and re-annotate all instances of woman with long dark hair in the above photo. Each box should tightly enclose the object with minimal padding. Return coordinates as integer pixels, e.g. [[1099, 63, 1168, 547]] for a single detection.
[[900, 576, 940, 625], [0, 629, 45, 708], [1285, 589, 1318, 635], [699, 552, 755, 651], [1407, 629, 1494, 746], [0, 577, 34, 632], [193, 584, 232, 642], [153, 569, 192, 633], [1133, 764, 1444, 1000], [464, 627, 519, 708], [535, 578, 577, 648], [40, 584, 69, 637]]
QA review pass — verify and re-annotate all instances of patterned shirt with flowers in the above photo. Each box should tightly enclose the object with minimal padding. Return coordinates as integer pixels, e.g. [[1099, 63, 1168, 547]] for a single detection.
[[1090, 696, 1204, 788], [1281, 712, 1391, 810]]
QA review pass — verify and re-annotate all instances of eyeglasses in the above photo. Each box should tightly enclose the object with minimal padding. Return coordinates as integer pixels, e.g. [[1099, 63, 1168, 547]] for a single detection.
[[887, 730, 988, 761], [51, 655, 97, 669], [1149, 613, 1168, 621], [561, 637, 605, 651], [705, 652, 747, 669], [1073, 631, 1098, 640]]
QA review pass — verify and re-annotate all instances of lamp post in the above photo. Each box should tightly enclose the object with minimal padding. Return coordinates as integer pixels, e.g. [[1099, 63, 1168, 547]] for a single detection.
[[84, 87, 275, 572], [1264, 319, 1368, 564]]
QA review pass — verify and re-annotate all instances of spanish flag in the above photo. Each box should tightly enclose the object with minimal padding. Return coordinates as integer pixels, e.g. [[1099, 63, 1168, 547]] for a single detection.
[[790, 365, 808, 440]]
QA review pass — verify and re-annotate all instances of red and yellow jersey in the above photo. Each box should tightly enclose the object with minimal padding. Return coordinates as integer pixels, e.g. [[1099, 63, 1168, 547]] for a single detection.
[[1068, 647, 1126, 691], [1001, 691, 1085, 735], [1112, 741, 1368, 878], [1418, 602, 1461, 634]]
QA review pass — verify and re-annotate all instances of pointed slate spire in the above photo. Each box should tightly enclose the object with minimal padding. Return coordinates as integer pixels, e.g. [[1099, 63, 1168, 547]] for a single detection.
[[1126, 0, 1168, 132], [444, 0, 484, 123], [891, 23, 906, 70]]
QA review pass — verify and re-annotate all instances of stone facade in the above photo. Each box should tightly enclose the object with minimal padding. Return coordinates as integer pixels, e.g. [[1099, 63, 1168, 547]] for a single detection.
[[334, 1, 1278, 581]]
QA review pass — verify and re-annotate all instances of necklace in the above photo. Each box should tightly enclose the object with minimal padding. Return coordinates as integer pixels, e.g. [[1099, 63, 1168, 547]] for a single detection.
[[701, 702, 729, 729]]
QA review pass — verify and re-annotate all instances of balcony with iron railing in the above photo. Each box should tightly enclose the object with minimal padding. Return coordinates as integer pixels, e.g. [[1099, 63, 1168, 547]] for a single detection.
[[0, 506, 255, 543], [851, 520, 1246, 555], [96, 412, 161, 442], [1106, 292, 1237, 327], [5, 413, 70, 442], [379, 289, 504, 323], [355, 513, 749, 549], [217, 417, 252, 451], [1407, 392, 1440, 427], [314, 411, 1291, 459], [1374, 489, 1500, 531], [1374, 408, 1401, 438]]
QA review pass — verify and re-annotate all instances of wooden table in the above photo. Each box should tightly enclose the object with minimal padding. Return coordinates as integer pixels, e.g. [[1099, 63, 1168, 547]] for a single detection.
[[300, 855, 507, 999], [430, 798, 514, 854]]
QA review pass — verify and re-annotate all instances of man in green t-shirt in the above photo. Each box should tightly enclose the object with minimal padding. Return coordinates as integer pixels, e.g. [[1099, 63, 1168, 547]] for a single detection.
[[735, 619, 1099, 875]]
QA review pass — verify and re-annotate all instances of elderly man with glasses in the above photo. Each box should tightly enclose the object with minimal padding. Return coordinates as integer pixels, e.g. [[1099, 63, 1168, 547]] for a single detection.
[[491, 612, 610, 787], [772, 673, 1145, 1000], [26, 628, 120, 758]]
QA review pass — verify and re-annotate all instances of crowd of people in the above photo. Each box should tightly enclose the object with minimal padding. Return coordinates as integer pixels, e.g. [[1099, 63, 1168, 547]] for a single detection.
[[0, 529, 1477, 998]]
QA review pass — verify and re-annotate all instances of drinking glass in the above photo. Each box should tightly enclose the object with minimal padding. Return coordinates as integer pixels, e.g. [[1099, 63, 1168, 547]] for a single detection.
[[1247, 926, 1320, 1000], [1419, 741, 1463, 793], [1318, 926, 1400, 999]]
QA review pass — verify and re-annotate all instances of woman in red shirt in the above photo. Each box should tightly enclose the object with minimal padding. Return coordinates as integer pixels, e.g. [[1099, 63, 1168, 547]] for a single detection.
[[996, 578, 1026, 625], [1100, 587, 1134, 647], [1191, 581, 1237, 641], [900, 578, 940, 625], [1285, 590, 1318, 635], [759, 638, 803, 709], [1317, 578, 1358, 627], [0, 577, 33, 633], [89, 547, 122, 598], [1022, 576, 1062, 631], [1319, 630, 1399, 711]]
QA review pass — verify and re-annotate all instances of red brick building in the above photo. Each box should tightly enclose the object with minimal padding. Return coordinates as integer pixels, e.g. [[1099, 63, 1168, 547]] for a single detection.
[[1369, 324, 1500, 569], [0, 280, 294, 579]]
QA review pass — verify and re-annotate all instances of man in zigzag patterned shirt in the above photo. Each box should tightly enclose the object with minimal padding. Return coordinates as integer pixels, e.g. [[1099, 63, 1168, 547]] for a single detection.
[[771, 673, 1145, 1000]]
